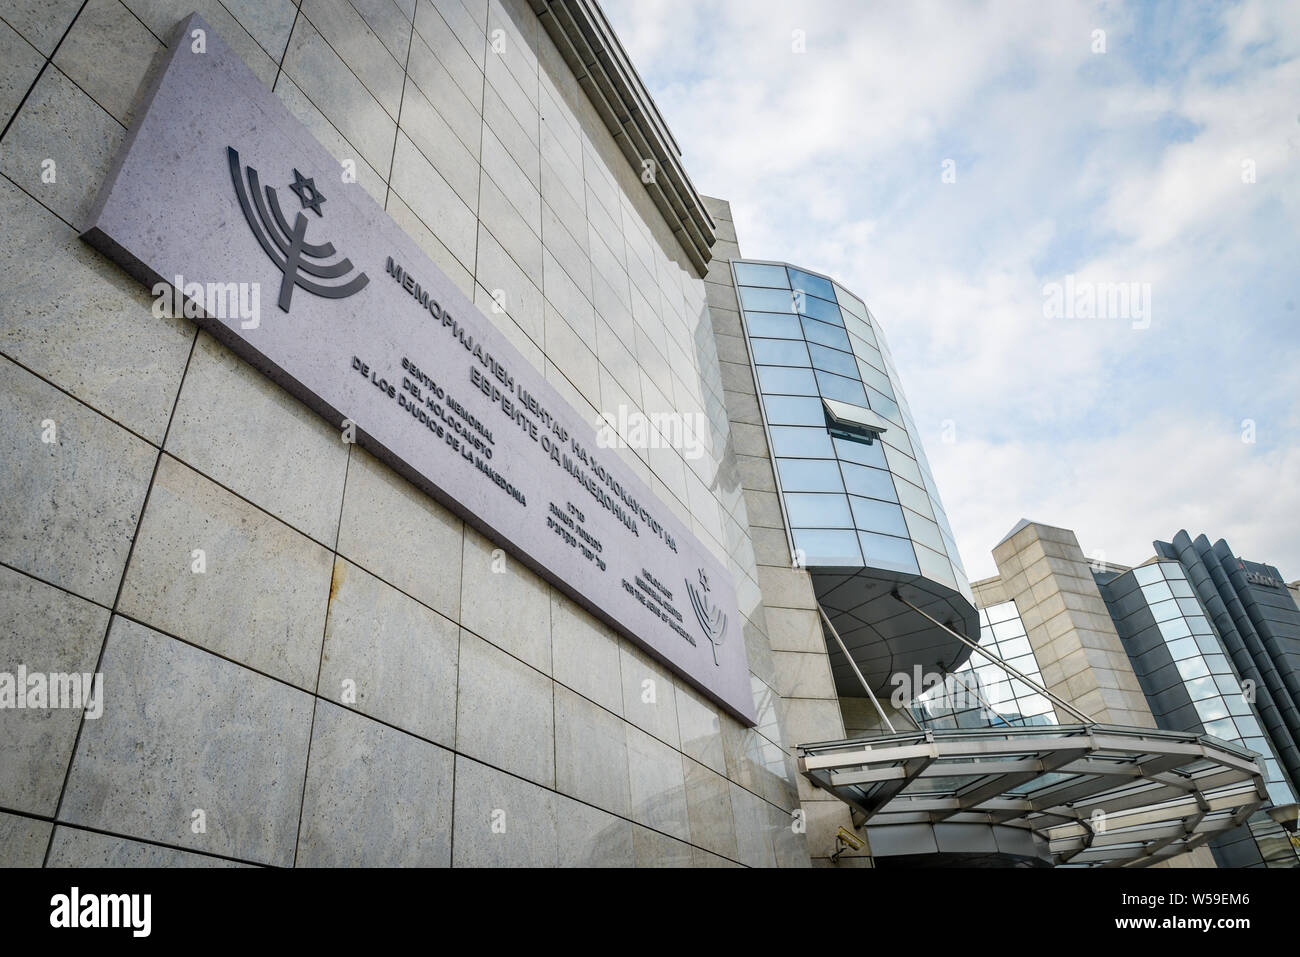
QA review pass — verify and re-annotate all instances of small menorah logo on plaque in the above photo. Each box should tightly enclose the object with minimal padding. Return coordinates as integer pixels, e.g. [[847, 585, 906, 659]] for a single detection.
[[686, 568, 727, 666], [227, 146, 369, 312]]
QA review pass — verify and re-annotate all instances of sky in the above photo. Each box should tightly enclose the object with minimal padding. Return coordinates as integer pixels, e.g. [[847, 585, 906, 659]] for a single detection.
[[603, 0, 1300, 582]]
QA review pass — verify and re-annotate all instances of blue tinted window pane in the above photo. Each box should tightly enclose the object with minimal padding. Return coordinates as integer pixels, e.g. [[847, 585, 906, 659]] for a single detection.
[[739, 285, 795, 313], [856, 358, 894, 397], [802, 317, 852, 351], [986, 603, 1020, 625], [841, 311, 868, 339], [853, 337, 885, 370], [787, 267, 835, 301], [1142, 580, 1174, 603], [1193, 697, 1230, 723], [998, 635, 1032, 657], [816, 370, 868, 405], [1243, 737, 1270, 756], [834, 283, 867, 320], [1235, 714, 1261, 738], [797, 293, 842, 325], [1203, 654, 1231, 674], [808, 343, 859, 377], [1157, 618, 1191, 641], [883, 443, 923, 486], [1177, 597, 1204, 618], [1133, 564, 1163, 586], [881, 426, 914, 458], [745, 312, 802, 338], [841, 462, 897, 501], [1203, 717, 1238, 740], [858, 531, 919, 574], [1225, 695, 1251, 716], [904, 510, 945, 553], [914, 543, 957, 588], [866, 387, 902, 425], [1165, 636, 1199, 660], [1194, 633, 1221, 655], [734, 262, 789, 288], [770, 426, 833, 458], [849, 496, 909, 537], [1150, 599, 1181, 623], [1265, 780, 1294, 807], [1168, 578, 1195, 598], [1175, 656, 1210, 680], [1214, 674, 1242, 696], [757, 365, 816, 395], [792, 528, 862, 566], [777, 458, 844, 492], [1184, 676, 1219, 701], [833, 435, 887, 468], [763, 395, 825, 425], [784, 493, 853, 527], [893, 478, 934, 519], [751, 338, 809, 366]]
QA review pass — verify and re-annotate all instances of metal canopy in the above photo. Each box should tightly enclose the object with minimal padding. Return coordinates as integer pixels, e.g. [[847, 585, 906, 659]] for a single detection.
[[814, 571, 979, 699], [798, 724, 1270, 867]]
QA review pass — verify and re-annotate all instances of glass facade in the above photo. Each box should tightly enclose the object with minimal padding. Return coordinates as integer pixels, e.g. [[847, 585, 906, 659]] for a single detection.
[[1104, 561, 1292, 805], [1100, 559, 1299, 867], [1153, 532, 1300, 794], [731, 260, 972, 601], [730, 259, 978, 702], [913, 600, 1058, 729]]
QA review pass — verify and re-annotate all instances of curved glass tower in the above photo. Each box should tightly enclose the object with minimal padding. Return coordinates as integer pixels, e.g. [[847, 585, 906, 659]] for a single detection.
[[730, 259, 977, 696]]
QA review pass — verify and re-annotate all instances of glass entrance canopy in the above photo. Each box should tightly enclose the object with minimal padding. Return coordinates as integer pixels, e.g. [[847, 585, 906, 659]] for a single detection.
[[798, 724, 1270, 867]]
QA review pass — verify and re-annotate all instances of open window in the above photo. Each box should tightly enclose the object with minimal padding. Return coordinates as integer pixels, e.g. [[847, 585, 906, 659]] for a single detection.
[[822, 397, 890, 445]]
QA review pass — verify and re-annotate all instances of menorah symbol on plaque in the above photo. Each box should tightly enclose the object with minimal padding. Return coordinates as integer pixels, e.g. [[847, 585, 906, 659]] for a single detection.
[[686, 568, 728, 666], [227, 146, 369, 313]]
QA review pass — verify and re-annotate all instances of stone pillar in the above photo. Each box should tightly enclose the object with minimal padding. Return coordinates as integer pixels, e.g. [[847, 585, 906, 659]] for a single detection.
[[991, 521, 1155, 728]]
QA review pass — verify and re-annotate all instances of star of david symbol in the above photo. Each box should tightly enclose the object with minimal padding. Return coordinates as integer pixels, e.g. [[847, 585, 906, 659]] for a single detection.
[[288, 168, 325, 216]]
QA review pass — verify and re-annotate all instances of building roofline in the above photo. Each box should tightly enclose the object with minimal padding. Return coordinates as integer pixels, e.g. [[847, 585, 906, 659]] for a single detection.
[[531, 0, 717, 276], [994, 518, 1036, 548]]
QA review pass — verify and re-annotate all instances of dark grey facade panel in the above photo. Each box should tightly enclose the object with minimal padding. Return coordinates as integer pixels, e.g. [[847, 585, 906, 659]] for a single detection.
[[1219, 542, 1300, 706], [1210, 824, 1268, 868], [1143, 532, 1300, 867], [1098, 583, 1198, 725], [1159, 532, 1300, 792]]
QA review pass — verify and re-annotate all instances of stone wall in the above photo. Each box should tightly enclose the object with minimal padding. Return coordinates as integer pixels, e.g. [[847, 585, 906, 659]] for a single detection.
[[0, 0, 807, 867], [702, 196, 866, 866]]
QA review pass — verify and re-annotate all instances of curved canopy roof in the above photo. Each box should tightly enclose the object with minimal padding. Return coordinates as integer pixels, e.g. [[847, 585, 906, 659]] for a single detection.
[[815, 572, 979, 698], [798, 724, 1269, 867]]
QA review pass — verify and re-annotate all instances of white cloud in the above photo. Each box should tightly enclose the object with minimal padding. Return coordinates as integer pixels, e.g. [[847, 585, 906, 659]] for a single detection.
[[935, 414, 1300, 580], [605, 0, 1300, 582]]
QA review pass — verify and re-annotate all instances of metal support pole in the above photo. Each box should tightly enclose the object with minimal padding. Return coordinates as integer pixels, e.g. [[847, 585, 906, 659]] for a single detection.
[[892, 589, 1095, 724], [817, 604, 897, 734]]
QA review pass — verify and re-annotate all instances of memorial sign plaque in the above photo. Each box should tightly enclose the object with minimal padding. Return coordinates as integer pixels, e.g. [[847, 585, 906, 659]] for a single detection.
[[83, 14, 755, 723]]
